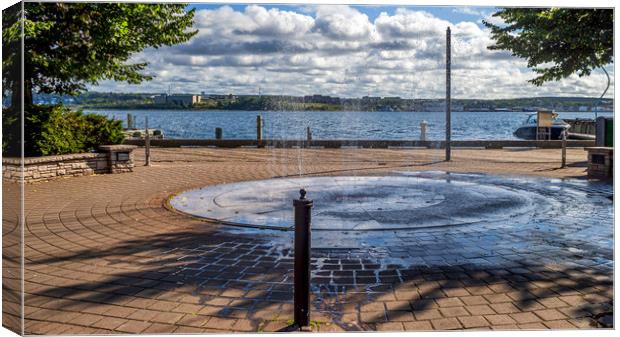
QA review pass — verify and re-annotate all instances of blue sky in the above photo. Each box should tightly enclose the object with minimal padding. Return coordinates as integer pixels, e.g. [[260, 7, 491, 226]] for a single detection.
[[92, 4, 613, 99], [189, 3, 496, 25]]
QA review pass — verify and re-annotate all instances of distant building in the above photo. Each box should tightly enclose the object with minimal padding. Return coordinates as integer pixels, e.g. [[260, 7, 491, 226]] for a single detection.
[[361, 96, 381, 103], [303, 94, 341, 105], [153, 94, 167, 104], [153, 94, 201, 105]]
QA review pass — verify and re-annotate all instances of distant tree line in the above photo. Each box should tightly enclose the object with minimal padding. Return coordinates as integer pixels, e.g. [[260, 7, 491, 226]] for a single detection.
[[40, 91, 614, 112]]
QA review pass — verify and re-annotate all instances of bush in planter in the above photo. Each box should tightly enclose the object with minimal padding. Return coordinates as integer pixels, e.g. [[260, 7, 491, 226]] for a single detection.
[[2, 105, 124, 157]]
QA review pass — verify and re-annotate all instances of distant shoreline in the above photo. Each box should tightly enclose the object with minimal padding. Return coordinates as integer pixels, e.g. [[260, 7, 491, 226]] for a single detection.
[[79, 106, 612, 113], [31, 92, 613, 114]]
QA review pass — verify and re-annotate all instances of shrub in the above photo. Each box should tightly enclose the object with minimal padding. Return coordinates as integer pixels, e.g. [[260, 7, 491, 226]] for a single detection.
[[2, 104, 124, 157]]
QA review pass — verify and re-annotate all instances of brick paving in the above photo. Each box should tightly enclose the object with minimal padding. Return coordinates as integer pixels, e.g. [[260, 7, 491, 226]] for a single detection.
[[2, 147, 613, 333]]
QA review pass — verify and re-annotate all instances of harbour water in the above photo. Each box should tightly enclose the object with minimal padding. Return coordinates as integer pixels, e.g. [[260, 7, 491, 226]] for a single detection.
[[87, 109, 613, 140]]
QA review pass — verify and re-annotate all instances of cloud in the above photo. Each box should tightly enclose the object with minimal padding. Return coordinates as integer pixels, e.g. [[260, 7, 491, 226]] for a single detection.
[[91, 5, 614, 99], [313, 5, 373, 40]]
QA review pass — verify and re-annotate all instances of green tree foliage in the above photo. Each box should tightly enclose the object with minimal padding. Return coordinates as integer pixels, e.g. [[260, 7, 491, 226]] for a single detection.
[[2, 2, 195, 156], [2, 105, 125, 157], [2, 2, 197, 107], [483, 8, 613, 86]]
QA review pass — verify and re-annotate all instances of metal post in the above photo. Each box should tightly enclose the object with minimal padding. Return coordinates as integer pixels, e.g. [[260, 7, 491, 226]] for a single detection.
[[215, 127, 223, 140], [445, 27, 452, 161], [420, 120, 428, 141], [293, 189, 312, 328], [306, 126, 312, 147], [561, 130, 567, 168], [256, 115, 263, 148], [127, 113, 133, 129], [145, 116, 151, 166]]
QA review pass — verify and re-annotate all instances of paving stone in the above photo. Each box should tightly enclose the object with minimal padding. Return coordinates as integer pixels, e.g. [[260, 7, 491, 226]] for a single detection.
[[483, 293, 512, 303], [384, 301, 411, 311], [439, 306, 469, 318], [403, 321, 433, 331], [71, 313, 103, 326], [490, 302, 521, 314], [435, 297, 464, 307], [171, 303, 203, 314], [127, 309, 160, 321], [442, 288, 470, 297], [142, 323, 178, 333], [460, 295, 489, 306], [537, 297, 569, 309], [232, 319, 256, 332], [510, 312, 541, 324], [431, 317, 462, 330], [203, 316, 237, 330], [176, 314, 210, 327], [466, 304, 496, 316], [458, 315, 490, 328], [567, 318, 595, 328], [386, 310, 414, 322], [115, 320, 152, 333], [413, 308, 443, 321], [534, 309, 567, 321], [518, 322, 548, 330], [375, 322, 404, 331], [484, 314, 517, 325], [360, 302, 385, 312], [174, 326, 207, 333], [150, 311, 184, 324], [542, 320, 577, 329], [360, 311, 387, 323], [91, 317, 127, 330]]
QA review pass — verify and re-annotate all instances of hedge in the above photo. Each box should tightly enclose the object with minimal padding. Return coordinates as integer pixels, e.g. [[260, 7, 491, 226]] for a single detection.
[[2, 105, 124, 157]]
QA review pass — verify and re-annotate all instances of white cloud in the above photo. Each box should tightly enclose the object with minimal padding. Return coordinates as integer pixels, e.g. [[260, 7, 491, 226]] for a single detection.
[[313, 5, 373, 40], [91, 5, 614, 99]]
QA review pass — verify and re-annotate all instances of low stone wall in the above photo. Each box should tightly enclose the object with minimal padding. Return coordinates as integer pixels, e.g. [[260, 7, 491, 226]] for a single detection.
[[2, 145, 137, 183]]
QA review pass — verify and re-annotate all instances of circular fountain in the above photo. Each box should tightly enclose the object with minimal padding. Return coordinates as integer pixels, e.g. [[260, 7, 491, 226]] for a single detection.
[[168, 171, 597, 232]]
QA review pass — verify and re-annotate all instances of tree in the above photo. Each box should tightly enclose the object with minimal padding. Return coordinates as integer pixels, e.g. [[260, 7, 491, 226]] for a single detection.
[[2, 2, 197, 108], [483, 8, 613, 86]]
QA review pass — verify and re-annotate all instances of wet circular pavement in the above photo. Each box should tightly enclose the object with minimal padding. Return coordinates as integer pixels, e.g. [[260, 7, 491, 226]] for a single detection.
[[170, 171, 612, 250]]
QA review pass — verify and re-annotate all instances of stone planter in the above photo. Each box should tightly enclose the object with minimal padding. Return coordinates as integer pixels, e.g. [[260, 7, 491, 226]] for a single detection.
[[2, 145, 137, 183]]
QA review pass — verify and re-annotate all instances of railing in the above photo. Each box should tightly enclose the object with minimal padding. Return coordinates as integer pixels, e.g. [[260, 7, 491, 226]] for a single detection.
[[124, 138, 594, 149]]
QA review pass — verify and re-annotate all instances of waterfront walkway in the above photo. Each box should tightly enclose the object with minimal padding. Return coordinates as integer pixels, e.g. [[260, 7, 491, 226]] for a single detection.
[[3, 148, 613, 333]]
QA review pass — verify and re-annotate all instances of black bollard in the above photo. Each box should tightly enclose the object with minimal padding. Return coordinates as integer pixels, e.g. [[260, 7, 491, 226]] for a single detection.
[[215, 127, 223, 140], [256, 115, 264, 148], [293, 188, 312, 328]]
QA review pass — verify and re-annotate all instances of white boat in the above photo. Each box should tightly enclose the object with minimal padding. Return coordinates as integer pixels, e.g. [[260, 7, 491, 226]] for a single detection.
[[513, 113, 570, 140]]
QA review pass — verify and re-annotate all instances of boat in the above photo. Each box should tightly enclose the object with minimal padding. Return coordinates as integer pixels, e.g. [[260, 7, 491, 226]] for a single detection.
[[513, 112, 570, 140]]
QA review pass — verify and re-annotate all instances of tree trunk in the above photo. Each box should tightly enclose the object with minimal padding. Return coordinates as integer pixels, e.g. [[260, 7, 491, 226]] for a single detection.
[[11, 79, 33, 111], [23, 79, 33, 108]]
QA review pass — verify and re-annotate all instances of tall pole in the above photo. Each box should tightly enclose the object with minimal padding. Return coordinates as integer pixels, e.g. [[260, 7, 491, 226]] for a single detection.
[[445, 27, 452, 161], [256, 115, 263, 148], [145, 116, 151, 166]]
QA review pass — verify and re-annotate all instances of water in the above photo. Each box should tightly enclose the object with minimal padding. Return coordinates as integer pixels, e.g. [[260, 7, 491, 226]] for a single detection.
[[86, 109, 613, 140]]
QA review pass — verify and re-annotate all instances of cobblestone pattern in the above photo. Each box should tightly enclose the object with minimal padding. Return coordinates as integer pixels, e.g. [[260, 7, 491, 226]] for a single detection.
[[1, 148, 613, 333]]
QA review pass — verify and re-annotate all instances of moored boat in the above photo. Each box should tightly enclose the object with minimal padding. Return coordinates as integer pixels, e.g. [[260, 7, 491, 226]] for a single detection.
[[513, 112, 570, 140]]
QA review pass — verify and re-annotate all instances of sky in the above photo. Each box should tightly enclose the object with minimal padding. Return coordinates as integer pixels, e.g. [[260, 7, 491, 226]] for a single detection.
[[91, 3, 614, 99]]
